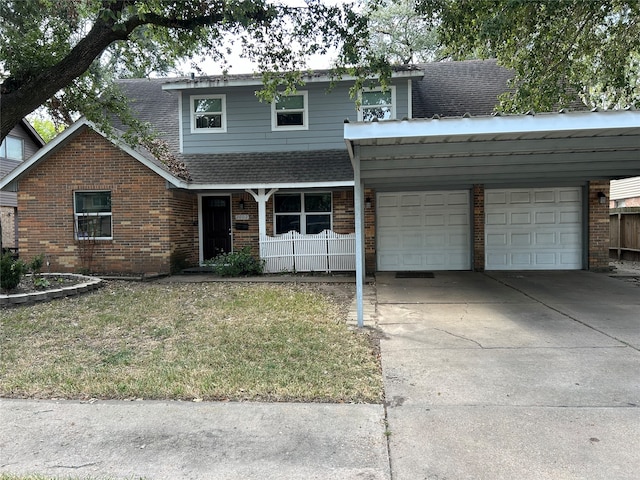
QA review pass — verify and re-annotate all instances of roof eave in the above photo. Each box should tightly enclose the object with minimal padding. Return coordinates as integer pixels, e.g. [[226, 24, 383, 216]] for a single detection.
[[162, 69, 424, 91]]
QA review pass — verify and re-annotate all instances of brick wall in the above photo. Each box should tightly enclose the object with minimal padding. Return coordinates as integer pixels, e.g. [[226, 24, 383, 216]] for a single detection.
[[588, 180, 611, 271], [231, 192, 260, 256], [1, 206, 17, 250], [472, 185, 485, 271], [17, 128, 198, 275], [363, 188, 376, 273]]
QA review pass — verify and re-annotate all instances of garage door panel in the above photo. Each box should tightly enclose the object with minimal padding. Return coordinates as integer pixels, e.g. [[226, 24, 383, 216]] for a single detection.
[[377, 190, 471, 271], [486, 187, 582, 270]]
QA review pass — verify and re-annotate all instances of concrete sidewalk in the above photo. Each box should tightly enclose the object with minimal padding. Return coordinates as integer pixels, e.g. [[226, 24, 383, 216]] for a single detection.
[[1, 400, 389, 479]]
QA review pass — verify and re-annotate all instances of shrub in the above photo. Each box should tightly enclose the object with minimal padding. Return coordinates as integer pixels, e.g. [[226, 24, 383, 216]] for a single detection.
[[29, 253, 45, 275], [1, 252, 26, 291], [205, 247, 264, 277]]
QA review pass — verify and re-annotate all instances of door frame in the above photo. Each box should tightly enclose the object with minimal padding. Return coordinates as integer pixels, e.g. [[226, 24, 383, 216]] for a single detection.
[[198, 193, 233, 264]]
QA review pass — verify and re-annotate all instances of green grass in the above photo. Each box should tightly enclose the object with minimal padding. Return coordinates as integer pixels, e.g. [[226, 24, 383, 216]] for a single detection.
[[0, 281, 382, 403]]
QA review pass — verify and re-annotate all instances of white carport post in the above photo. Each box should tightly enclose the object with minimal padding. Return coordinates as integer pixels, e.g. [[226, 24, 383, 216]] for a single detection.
[[246, 188, 278, 257], [352, 147, 365, 328]]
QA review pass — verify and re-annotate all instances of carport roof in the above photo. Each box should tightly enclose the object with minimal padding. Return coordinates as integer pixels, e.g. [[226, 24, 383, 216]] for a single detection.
[[345, 109, 640, 189]]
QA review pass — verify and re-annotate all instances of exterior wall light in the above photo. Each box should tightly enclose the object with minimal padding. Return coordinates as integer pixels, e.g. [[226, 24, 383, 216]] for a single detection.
[[597, 192, 607, 205], [239, 199, 245, 210], [365, 197, 372, 209]]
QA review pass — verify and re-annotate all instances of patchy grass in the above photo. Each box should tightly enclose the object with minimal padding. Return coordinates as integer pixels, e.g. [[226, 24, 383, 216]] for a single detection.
[[0, 281, 381, 403]]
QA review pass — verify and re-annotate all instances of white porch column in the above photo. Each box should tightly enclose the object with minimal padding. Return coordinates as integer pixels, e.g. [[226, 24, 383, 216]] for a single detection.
[[353, 147, 365, 328], [246, 188, 278, 257]]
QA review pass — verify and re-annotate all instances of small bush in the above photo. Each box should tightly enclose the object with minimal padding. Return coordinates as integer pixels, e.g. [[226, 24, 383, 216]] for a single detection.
[[29, 253, 45, 275], [205, 247, 264, 277], [1, 252, 26, 291]]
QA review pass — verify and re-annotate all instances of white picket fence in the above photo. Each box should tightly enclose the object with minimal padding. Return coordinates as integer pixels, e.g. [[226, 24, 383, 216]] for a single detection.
[[260, 230, 356, 273]]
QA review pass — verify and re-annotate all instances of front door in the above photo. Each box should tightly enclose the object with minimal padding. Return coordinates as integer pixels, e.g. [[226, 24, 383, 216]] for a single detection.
[[202, 196, 231, 260]]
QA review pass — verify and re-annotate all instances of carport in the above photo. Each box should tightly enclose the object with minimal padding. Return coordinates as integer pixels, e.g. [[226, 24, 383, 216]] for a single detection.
[[345, 109, 640, 326]]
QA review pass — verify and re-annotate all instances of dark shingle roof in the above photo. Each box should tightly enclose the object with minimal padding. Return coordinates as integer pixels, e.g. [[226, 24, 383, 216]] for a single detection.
[[182, 150, 353, 185], [114, 61, 515, 186], [115, 78, 181, 153], [412, 59, 513, 118]]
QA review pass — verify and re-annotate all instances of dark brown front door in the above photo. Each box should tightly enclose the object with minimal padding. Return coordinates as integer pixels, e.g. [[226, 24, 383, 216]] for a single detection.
[[202, 196, 231, 260]]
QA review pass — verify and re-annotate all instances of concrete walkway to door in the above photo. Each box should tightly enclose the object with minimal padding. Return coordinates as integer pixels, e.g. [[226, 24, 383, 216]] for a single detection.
[[376, 271, 640, 480]]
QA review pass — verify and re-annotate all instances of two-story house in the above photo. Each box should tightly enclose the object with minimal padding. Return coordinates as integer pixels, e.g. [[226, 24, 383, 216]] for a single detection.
[[1, 59, 639, 280], [0, 119, 45, 252]]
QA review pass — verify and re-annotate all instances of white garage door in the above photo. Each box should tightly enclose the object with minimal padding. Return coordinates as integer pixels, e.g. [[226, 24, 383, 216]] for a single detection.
[[485, 187, 583, 270], [377, 191, 471, 271]]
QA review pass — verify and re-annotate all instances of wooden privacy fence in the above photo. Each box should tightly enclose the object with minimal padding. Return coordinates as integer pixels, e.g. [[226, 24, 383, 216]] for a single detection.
[[610, 209, 640, 261], [260, 230, 356, 273]]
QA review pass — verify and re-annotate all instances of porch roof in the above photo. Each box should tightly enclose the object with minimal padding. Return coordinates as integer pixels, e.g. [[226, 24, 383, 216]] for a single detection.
[[345, 109, 640, 190]]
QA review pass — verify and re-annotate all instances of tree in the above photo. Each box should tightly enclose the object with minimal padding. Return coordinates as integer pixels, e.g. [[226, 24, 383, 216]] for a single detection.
[[29, 116, 64, 143], [417, 0, 640, 112], [366, 0, 439, 64], [0, 0, 370, 142]]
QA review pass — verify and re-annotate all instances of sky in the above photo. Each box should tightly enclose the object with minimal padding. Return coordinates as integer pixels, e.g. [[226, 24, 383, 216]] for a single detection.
[[177, 0, 360, 76]]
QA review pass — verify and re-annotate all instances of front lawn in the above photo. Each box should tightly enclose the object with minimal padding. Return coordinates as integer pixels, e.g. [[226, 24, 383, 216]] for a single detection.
[[0, 281, 381, 403]]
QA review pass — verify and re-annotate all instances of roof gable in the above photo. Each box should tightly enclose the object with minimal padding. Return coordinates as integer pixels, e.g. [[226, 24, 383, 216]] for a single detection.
[[0, 118, 188, 191]]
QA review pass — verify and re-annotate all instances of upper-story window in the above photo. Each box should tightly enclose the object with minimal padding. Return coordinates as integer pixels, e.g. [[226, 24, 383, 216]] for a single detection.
[[272, 91, 309, 131], [358, 86, 396, 122], [191, 95, 227, 133], [0, 136, 24, 160]]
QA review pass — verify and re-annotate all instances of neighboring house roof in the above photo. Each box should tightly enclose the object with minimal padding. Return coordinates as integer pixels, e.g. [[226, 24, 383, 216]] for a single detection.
[[412, 60, 513, 118], [0, 118, 189, 191]]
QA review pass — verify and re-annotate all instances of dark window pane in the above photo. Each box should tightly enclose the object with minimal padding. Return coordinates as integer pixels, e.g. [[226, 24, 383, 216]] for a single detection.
[[75, 192, 111, 214], [276, 215, 300, 234], [196, 114, 222, 128], [275, 194, 301, 213], [304, 193, 331, 212], [77, 216, 111, 238], [194, 98, 222, 112], [306, 215, 330, 234], [362, 91, 391, 106], [362, 107, 392, 121], [277, 112, 304, 126], [276, 95, 304, 110]]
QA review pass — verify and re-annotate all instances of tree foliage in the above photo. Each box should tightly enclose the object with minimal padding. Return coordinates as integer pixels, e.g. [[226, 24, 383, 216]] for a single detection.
[[366, 0, 439, 64], [417, 0, 640, 112], [0, 0, 371, 142]]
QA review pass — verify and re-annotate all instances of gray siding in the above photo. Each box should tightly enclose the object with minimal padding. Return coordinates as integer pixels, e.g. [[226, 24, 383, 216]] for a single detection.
[[181, 80, 411, 154], [1, 121, 44, 207]]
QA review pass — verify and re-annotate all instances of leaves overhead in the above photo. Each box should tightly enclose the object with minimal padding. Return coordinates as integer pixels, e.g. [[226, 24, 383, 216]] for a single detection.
[[417, 0, 640, 112], [0, 0, 373, 142]]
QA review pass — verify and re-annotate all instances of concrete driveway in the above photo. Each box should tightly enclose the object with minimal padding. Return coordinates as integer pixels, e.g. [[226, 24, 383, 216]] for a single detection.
[[377, 271, 640, 480]]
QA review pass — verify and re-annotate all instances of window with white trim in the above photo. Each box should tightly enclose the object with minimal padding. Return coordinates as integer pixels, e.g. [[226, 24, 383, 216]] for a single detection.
[[358, 86, 396, 121], [272, 91, 308, 130], [274, 192, 332, 235], [0, 136, 24, 160], [191, 95, 227, 133], [74, 191, 112, 240]]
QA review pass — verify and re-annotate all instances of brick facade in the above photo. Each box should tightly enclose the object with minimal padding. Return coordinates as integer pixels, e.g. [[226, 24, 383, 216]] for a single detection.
[[16, 129, 198, 275], [1, 206, 17, 250], [588, 180, 611, 271], [472, 185, 485, 271]]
